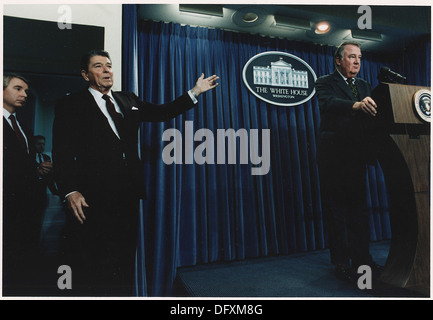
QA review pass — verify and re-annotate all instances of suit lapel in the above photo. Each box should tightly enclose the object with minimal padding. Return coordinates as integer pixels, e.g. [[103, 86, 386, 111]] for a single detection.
[[83, 90, 106, 119], [82, 89, 122, 140], [4, 117, 28, 146], [3, 117, 16, 140], [112, 92, 130, 118], [332, 71, 357, 101], [111, 92, 141, 143], [3, 117, 19, 151], [3, 117, 31, 158], [112, 92, 139, 126]]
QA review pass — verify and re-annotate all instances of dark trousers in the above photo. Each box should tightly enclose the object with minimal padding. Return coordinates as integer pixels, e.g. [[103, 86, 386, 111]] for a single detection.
[[318, 134, 417, 269], [319, 155, 371, 268], [60, 192, 140, 297], [3, 191, 42, 296]]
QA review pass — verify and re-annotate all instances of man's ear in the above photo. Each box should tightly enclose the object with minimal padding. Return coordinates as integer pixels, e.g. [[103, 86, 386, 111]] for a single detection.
[[81, 70, 89, 81], [335, 57, 341, 67]]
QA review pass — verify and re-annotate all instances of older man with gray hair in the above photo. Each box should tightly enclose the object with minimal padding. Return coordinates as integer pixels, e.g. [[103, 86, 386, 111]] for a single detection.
[[315, 41, 383, 284]]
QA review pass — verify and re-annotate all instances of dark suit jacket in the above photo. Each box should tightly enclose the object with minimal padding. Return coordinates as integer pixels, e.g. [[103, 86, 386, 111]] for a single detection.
[[3, 118, 36, 203], [33, 152, 59, 202], [3, 117, 39, 261], [52, 89, 195, 201], [315, 71, 373, 164]]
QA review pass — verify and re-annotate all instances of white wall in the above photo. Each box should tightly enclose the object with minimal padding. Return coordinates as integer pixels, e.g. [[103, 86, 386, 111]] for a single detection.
[[3, 3, 123, 90]]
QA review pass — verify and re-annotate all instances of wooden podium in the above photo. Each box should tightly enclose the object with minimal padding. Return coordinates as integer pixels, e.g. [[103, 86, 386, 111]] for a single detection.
[[372, 83, 430, 296]]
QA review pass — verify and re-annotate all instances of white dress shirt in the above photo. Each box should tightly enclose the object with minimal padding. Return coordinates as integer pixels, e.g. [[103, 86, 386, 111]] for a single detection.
[[89, 87, 198, 139], [337, 69, 356, 85], [66, 88, 198, 200], [88, 87, 124, 139]]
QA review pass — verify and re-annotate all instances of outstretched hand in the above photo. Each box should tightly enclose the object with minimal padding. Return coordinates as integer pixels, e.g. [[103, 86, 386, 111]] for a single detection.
[[191, 73, 219, 97]]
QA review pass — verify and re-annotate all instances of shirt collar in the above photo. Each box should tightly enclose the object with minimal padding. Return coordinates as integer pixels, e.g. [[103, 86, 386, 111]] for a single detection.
[[336, 69, 356, 84], [3, 107, 14, 119], [88, 86, 114, 101]]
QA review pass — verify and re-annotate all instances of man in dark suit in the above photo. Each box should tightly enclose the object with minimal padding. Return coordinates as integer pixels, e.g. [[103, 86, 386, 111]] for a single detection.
[[315, 41, 383, 283], [52, 49, 219, 296], [3, 73, 40, 295], [31, 135, 59, 243], [32, 135, 59, 198]]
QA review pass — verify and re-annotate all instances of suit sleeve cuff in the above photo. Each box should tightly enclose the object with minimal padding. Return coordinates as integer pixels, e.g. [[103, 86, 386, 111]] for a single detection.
[[188, 90, 199, 104], [65, 191, 78, 199]]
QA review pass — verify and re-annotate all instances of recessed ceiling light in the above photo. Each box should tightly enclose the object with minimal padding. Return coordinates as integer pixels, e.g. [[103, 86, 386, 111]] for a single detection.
[[315, 22, 330, 34], [242, 12, 259, 23], [232, 7, 268, 28]]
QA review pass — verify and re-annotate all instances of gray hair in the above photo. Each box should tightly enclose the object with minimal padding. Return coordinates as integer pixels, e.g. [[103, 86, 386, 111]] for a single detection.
[[334, 41, 362, 62], [3, 73, 29, 90]]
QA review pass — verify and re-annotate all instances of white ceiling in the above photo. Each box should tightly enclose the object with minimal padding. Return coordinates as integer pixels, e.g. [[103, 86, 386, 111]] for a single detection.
[[138, 4, 431, 54]]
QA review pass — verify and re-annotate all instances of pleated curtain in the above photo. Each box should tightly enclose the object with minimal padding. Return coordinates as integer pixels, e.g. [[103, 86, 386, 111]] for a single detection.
[[122, 4, 430, 296]]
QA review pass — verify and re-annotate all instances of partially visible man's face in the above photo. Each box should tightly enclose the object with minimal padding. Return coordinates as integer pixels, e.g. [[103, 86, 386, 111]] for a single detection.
[[336, 44, 362, 78], [82, 55, 114, 94], [34, 139, 45, 153], [3, 77, 29, 112]]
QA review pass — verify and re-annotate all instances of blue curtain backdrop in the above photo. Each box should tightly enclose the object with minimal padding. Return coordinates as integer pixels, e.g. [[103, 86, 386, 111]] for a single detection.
[[122, 5, 430, 297]]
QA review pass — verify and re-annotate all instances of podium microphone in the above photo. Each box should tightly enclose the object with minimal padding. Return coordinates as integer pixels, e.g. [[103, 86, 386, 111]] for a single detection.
[[378, 66, 406, 83]]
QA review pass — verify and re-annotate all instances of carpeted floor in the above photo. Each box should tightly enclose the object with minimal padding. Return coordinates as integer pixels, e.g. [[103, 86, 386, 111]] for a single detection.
[[35, 202, 428, 298], [173, 241, 427, 298]]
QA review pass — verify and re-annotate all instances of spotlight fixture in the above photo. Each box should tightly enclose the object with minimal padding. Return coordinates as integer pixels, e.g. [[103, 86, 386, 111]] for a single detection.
[[315, 21, 331, 34], [232, 6, 268, 28], [242, 12, 259, 23]]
